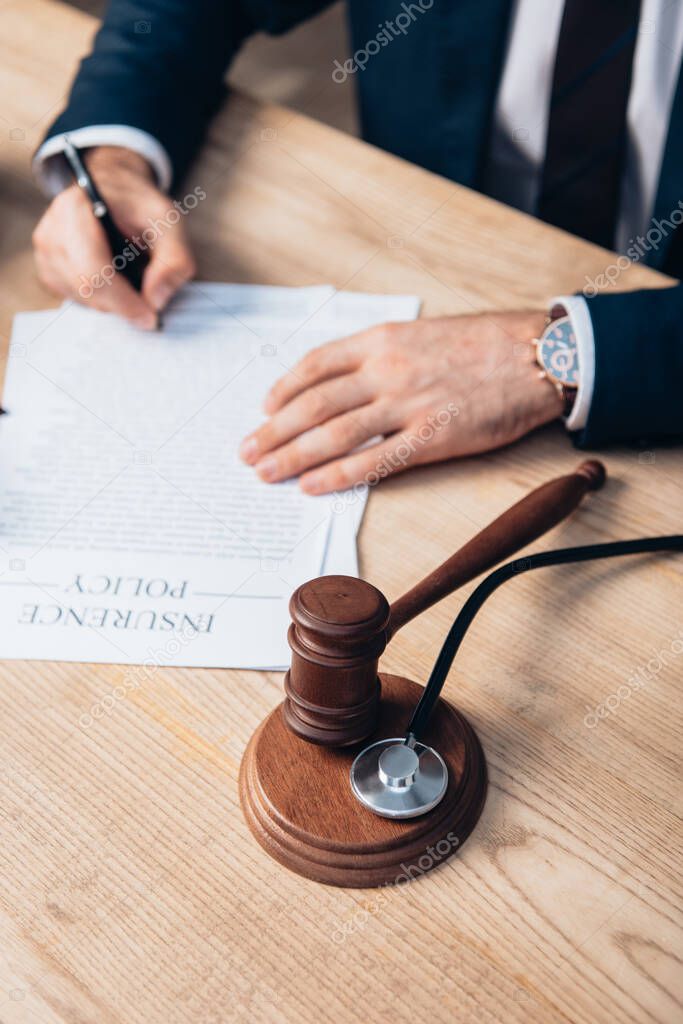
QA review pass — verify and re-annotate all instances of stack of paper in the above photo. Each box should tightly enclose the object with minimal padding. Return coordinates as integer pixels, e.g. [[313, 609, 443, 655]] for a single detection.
[[0, 284, 419, 668]]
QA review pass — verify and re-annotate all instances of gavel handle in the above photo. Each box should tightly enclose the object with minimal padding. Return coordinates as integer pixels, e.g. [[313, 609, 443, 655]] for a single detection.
[[387, 459, 606, 639]]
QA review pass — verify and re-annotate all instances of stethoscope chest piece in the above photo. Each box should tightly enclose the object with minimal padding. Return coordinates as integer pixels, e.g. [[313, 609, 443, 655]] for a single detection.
[[350, 738, 448, 819]]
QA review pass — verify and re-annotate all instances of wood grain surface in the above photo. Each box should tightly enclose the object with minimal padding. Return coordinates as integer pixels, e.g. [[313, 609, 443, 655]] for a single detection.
[[0, 2, 681, 1022]]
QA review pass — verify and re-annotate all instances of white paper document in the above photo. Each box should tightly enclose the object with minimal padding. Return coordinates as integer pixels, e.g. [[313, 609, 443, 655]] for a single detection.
[[0, 284, 419, 667]]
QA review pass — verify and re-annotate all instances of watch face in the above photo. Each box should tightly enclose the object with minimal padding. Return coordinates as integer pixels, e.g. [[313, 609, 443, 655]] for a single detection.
[[537, 316, 579, 387]]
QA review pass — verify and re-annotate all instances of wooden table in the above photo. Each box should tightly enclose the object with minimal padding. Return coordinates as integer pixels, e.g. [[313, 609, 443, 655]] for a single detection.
[[0, 3, 681, 1022]]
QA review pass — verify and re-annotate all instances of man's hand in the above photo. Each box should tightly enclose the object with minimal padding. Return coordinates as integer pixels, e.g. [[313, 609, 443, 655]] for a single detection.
[[239, 311, 564, 493], [33, 146, 195, 329]]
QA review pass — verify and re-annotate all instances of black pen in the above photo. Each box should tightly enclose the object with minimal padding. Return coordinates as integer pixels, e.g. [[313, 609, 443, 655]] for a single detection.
[[62, 136, 152, 300]]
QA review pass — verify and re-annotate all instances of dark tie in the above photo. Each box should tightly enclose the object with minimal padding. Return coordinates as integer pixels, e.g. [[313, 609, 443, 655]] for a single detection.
[[538, 0, 642, 248]]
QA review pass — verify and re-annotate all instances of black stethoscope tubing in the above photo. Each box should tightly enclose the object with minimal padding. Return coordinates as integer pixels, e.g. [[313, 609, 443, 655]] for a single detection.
[[406, 535, 683, 743]]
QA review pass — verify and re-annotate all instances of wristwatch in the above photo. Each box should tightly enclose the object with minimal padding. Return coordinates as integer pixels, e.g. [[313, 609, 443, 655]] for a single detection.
[[533, 303, 580, 416]]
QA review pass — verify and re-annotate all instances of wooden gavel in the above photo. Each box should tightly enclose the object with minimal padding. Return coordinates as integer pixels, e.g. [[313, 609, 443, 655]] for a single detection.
[[283, 459, 606, 746]]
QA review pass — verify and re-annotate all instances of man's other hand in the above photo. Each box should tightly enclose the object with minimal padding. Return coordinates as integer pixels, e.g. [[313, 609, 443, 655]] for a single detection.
[[239, 311, 564, 493]]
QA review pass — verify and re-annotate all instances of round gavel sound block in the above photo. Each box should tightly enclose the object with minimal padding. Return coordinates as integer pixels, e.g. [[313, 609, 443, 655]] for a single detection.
[[240, 674, 487, 888]]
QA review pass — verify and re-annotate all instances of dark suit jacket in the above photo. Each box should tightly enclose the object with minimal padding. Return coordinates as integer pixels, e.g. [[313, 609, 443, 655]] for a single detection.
[[45, 0, 683, 449]]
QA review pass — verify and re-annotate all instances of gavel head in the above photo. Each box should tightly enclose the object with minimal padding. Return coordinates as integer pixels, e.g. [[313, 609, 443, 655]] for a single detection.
[[283, 575, 391, 747]]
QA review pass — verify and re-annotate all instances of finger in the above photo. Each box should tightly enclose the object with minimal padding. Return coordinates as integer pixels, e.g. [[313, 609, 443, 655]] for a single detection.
[[38, 241, 157, 328], [253, 402, 396, 483], [63, 248, 157, 328], [240, 373, 372, 464], [264, 334, 366, 414], [298, 432, 420, 494], [59, 211, 158, 328], [85, 271, 159, 328], [141, 224, 196, 312], [33, 215, 84, 300], [34, 247, 70, 299]]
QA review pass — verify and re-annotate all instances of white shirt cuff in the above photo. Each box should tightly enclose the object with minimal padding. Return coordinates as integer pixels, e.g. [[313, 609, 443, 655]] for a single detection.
[[552, 295, 595, 432], [32, 125, 173, 196]]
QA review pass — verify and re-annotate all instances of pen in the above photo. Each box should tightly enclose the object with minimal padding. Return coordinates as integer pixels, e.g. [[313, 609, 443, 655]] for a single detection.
[[62, 136, 152, 302]]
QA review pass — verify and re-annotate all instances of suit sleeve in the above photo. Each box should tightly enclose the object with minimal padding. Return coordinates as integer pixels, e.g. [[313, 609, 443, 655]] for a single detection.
[[43, 0, 333, 189], [573, 284, 683, 448]]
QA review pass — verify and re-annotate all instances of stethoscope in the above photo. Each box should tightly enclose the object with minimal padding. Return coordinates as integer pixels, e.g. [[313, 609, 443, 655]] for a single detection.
[[351, 535, 683, 818]]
